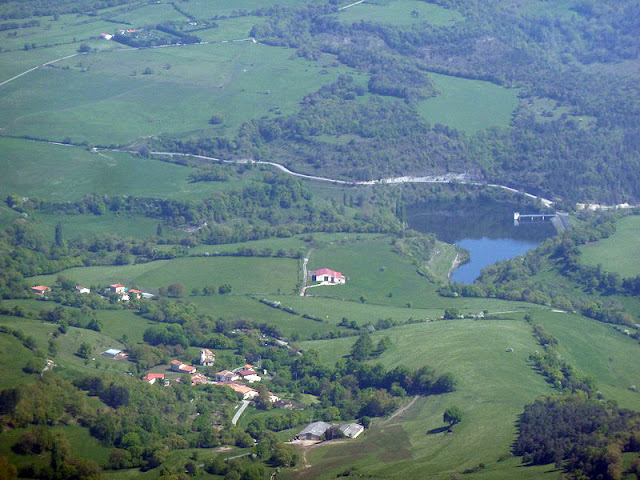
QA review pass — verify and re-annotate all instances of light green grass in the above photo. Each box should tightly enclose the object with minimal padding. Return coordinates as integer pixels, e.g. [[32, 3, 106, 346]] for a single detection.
[[0, 138, 248, 201], [297, 318, 556, 479], [0, 314, 132, 375], [0, 424, 113, 471], [0, 329, 41, 389], [187, 232, 384, 256], [0, 43, 362, 144], [188, 17, 264, 43], [537, 311, 640, 410], [306, 236, 542, 314], [338, 0, 462, 26], [417, 72, 520, 134], [36, 213, 160, 241], [178, 0, 319, 18], [579, 215, 640, 278], [0, 16, 129, 53], [190, 295, 336, 338], [30, 256, 299, 296], [112, 3, 188, 24]]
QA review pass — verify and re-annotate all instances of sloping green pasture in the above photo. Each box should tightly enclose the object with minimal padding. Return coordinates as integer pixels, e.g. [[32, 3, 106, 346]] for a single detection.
[[0, 138, 249, 201], [297, 318, 557, 479], [338, 0, 462, 26], [537, 311, 640, 410], [579, 215, 640, 278], [0, 42, 361, 144], [29, 256, 299, 296], [417, 72, 520, 134]]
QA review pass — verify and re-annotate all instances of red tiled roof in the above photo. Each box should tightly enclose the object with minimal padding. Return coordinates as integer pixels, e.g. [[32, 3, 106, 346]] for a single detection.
[[31, 285, 51, 292], [170, 360, 183, 366], [110, 284, 125, 288], [129, 289, 142, 294], [143, 373, 165, 381], [314, 268, 343, 278], [180, 365, 196, 373], [239, 370, 257, 376]]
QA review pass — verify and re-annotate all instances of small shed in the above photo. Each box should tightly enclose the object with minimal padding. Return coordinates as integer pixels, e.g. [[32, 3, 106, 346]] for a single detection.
[[339, 423, 364, 438]]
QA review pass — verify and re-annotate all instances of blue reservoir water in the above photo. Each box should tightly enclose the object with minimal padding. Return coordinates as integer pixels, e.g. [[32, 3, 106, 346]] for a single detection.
[[449, 237, 539, 283], [407, 199, 555, 283]]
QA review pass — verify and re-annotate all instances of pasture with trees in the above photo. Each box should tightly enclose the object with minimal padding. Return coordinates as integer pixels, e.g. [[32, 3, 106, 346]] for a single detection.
[[1, 0, 640, 479]]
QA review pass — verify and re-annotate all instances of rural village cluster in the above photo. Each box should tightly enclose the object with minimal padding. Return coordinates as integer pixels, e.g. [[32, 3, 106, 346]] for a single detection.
[[29, 268, 360, 442]]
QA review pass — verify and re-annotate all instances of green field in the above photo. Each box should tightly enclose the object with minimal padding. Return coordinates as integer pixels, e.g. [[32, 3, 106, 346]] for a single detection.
[[0, 424, 112, 471], [579, 215, 640, 278], [537, 311, 640, 409], [417, 72, 520, 134], [306, 236, 532, 312], [0, 138, 252, 201], [29, 256, 299, 296], [338, 0, 462, 26], [297, 317, 557, 479], [296, 308, 640, 479], [191, 295, 337, 338], [178, 0, 319, 18], [0, 42, 362, 144], [36, 213, 161, 242]]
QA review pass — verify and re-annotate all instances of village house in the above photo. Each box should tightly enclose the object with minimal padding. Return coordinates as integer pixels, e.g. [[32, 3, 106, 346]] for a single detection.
[[266, 391, 280, 403], [109, 284, 126, 295], [238, 368, 261, 383], [129, 289, 142, 299], [200, 348, 215, 366], [222, 382, 258, 400], [190, 373, 209, 386], [31, 285, 51, 296], [170, 360, 197, 374], [142, 373, 165, 384], [75, 286, 90, 294], [310, 268, 346, 284], [215, 370, 240, 382]]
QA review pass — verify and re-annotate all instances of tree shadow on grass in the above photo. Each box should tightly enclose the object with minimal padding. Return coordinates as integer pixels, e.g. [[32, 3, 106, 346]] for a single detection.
[[426, 426, 450, 435]]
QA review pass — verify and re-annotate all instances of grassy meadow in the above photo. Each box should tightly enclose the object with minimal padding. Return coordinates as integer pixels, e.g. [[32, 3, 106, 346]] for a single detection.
[[418, 72, 520, 134], [296, 317, 557, 479], [29, 256, 300, 296], [0, 138, 254, 201], [579, 215, 640, 278], [338, 0, 462, 26], [0, 42, 362, 144]]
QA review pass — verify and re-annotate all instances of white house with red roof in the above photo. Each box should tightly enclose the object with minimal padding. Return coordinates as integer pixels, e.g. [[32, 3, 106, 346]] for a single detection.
[[214, 382, 258, 400], [142, 373, 165, 384], [238, 369, 261, 383], [129, 289, 142, 299], [310, 268, 346, 284], [170, 360, 197, 374], [75, 286, 90, 294]]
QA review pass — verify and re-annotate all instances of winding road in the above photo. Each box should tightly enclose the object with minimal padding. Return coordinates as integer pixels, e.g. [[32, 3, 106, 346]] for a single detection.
[[144, 151, 555, 207]]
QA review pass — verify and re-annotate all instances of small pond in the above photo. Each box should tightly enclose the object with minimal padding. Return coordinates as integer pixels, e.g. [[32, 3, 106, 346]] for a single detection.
[[407, 198, 556, 283]]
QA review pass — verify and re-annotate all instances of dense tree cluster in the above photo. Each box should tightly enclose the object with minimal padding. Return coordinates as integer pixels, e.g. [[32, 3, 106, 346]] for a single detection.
[[514, 396, 640, 479]]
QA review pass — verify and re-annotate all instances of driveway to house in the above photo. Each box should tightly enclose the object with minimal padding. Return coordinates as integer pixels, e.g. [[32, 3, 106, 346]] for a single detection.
[[232, 400, 250, 425]]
